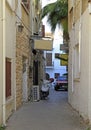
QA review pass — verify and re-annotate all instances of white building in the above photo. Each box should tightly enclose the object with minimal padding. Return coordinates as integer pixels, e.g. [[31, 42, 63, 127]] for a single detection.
[[42, 0, 67, 79], [68, 0, 91, 123], [44, 28, 67, 79]]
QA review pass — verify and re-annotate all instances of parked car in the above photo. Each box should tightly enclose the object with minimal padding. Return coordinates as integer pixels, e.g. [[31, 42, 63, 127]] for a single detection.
[[54, 75, 68, 91]]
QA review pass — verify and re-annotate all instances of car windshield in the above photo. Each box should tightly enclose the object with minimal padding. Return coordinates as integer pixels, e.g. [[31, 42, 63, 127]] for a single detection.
[[56, 76, 67, 81]]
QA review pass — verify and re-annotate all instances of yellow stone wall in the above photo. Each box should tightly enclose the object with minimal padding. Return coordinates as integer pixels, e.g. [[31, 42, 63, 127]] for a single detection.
[[16, 4, 32, 109]]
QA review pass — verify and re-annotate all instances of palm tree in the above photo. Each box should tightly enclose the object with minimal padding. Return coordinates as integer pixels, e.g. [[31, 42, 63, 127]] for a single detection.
[[41, 0, 69, 62], [41, 0, 68, 36]]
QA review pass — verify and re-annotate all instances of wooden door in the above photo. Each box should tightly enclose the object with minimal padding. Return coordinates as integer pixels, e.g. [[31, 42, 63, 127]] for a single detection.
[[6, 59, 11, 98]]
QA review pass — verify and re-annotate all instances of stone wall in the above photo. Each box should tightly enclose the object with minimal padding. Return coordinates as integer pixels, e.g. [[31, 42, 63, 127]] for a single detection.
[[16, 28, 32, 109]]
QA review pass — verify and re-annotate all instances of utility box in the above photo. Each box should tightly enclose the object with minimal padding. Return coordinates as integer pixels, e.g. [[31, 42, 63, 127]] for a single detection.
[[32, 85, 40, 101]]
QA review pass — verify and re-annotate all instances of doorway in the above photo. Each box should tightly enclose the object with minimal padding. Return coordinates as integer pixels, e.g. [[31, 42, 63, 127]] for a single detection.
[[33, 60, 38, 85], [22, 57, 28, 102]]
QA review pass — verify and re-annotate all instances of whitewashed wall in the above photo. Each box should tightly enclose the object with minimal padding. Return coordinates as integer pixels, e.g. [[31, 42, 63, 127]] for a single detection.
[[5, 1, 16, 121], [68, 8, 91, 122], [88, 10, 91, 123], [0, 0, 3, 124], [45, 28, 67, 79]]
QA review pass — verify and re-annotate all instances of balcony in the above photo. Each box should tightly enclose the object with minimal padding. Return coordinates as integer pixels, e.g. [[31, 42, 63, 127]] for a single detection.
[[33, 37, 53, 51]]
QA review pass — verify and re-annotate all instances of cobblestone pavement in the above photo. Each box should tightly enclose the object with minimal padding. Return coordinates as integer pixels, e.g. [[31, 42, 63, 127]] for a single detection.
[[6, 87, 88, 130]]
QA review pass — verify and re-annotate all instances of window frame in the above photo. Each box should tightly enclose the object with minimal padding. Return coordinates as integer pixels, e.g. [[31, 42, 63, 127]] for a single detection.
[[73, 43, 80, 79]]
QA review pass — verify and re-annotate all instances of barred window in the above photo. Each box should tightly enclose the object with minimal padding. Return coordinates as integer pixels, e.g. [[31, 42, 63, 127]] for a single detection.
[[46, 53, 52, 66]]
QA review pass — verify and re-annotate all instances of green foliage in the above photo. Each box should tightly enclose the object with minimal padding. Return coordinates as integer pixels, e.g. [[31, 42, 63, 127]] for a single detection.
[[41, 0, 68, 32], [87, 127, 91, 130], [0, 126, 5, 130]]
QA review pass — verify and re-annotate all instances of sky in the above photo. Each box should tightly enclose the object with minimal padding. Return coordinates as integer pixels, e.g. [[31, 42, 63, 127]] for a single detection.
[[42, 0, 57, 8], [41, 0, 63, 40], [42, 0, 57, 33]]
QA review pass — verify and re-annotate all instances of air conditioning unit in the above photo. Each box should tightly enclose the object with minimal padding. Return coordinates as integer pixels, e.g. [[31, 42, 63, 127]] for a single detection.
[[32, 85, 40, 101]]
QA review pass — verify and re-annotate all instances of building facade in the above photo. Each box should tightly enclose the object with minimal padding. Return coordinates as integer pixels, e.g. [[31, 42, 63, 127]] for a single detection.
[[0, 0, 52, 125], [0, 0, 16, 125], [0, 0, 43, 125], [0, 0, 5, 124], [44, 31, 67, 79], [68, 0, 91, 123], [42, 0, 67, 80], [16, 0, 32, 108]]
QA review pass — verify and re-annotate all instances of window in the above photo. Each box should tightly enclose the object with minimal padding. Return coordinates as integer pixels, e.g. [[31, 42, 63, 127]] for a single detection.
[[46, 53, 52, 66], [74, 44, 80, 78], [6, 59, 11, 98]]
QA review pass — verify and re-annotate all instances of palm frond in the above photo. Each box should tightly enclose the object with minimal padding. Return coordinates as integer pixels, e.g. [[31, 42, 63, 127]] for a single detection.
[[41, 2, 56, 19], [41, 0, 68, 32]]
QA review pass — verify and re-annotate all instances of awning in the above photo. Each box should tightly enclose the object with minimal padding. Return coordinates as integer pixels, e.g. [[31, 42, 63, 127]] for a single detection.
[[55, 53, 68, 66]]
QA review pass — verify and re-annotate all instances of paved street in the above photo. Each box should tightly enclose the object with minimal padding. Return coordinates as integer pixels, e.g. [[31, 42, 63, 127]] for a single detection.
[[6, 87, 87, 130]]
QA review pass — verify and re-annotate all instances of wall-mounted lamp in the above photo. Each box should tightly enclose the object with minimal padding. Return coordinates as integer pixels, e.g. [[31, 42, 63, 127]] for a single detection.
[[18, 24, 24, 32], [88, 0, 91, 14]]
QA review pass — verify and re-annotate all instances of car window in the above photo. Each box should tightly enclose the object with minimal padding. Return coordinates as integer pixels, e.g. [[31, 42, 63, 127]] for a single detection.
[[56, 76, 67, 81]]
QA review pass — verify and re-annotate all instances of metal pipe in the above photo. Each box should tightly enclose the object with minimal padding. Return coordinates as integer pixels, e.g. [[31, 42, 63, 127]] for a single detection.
[[2, 0, 6, 126]]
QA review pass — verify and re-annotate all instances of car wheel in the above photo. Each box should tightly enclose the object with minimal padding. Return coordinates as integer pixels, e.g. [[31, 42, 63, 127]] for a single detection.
[[54, 85, 58, 91], [65, 88, 68, 91]]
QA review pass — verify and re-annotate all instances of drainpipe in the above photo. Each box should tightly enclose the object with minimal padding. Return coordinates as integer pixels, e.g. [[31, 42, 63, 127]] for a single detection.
[[2, 0, 6, 126]]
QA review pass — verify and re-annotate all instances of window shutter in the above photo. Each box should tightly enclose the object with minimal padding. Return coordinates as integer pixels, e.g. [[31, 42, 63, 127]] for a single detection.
[[46, 53, 52, 66], [6, 60, 11, 98]]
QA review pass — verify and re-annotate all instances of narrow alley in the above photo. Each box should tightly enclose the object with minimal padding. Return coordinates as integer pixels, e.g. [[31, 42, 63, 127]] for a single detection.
[[5, 87, 87, 130]]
